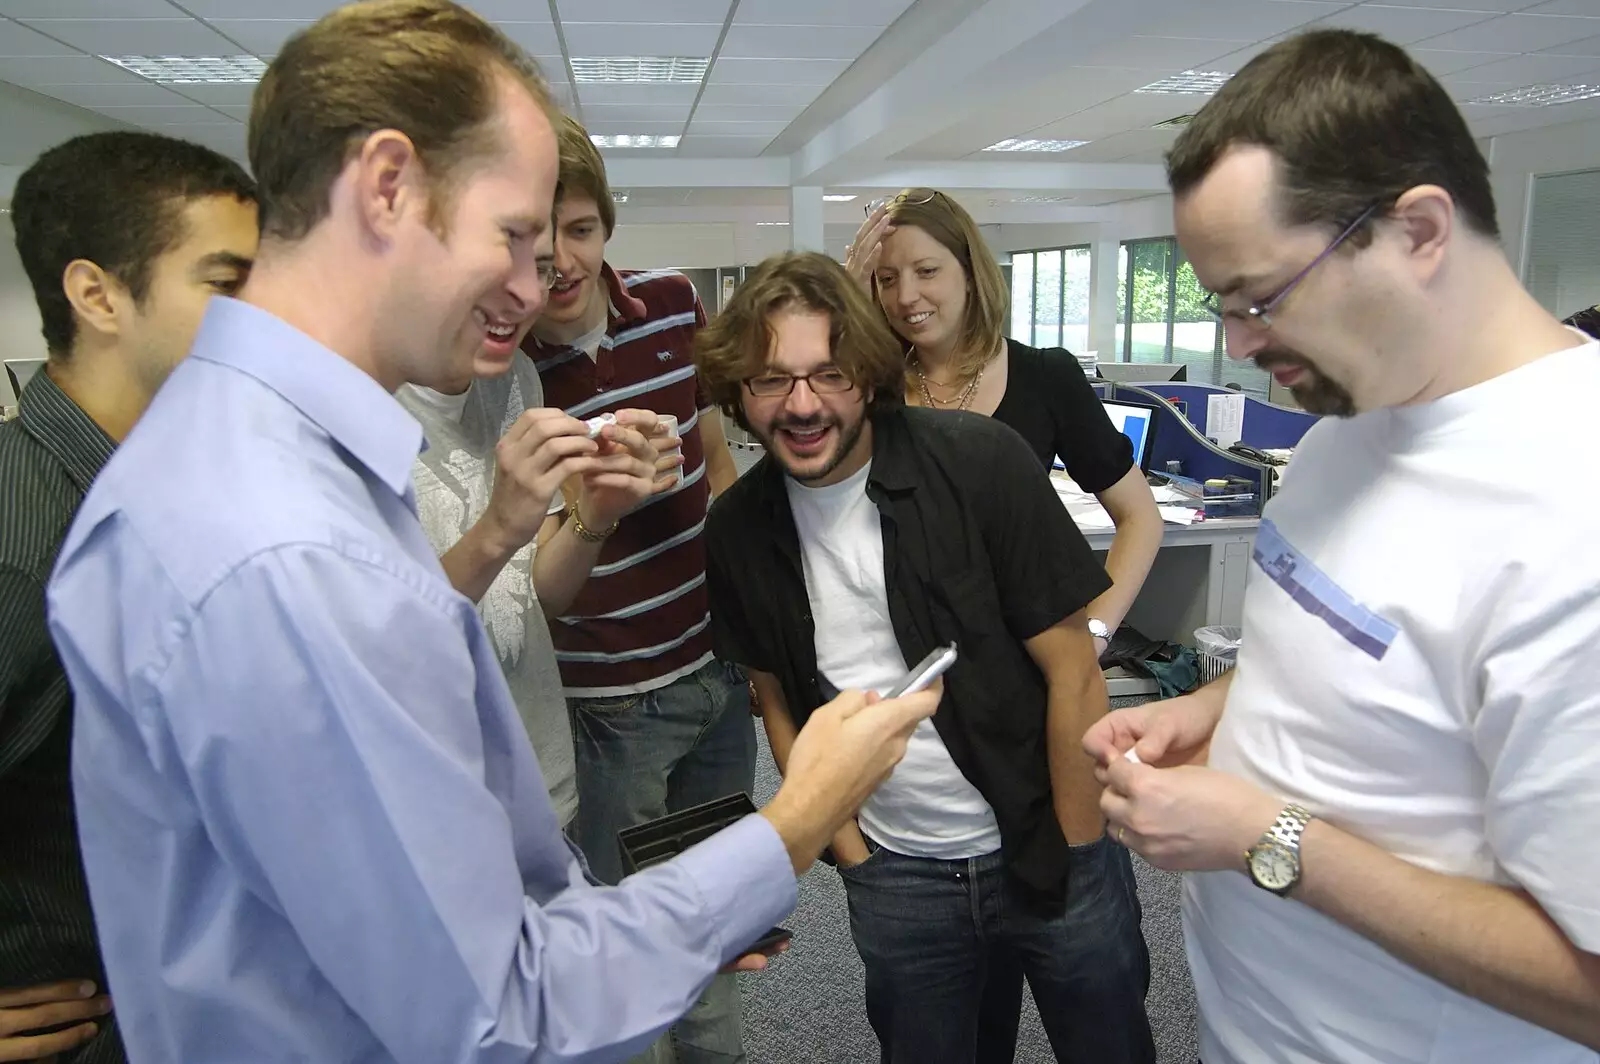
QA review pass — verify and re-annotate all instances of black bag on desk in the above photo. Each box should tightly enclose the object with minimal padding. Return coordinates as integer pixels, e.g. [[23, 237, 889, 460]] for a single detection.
[[1100, 625, 1201, 699]]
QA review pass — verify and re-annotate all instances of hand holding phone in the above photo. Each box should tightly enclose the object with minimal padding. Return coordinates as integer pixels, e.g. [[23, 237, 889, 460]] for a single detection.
[[883, 643, 957, 699]]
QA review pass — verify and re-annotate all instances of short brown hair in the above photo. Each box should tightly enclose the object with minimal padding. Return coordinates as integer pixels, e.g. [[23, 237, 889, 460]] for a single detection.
[[555, 114, 616, 238], [1166, 29, 1497, 242], [877, 189, 1009, 378], [696, 251, 905, 430], [249, 0, 554, 242]]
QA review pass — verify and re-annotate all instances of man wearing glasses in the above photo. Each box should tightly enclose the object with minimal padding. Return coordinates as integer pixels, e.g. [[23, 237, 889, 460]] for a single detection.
[[1086, 28, 1600, 1064], [699, 251, 1155, 1064]]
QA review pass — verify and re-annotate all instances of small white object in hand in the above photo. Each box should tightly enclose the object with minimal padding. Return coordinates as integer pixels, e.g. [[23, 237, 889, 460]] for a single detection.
[[1123, 748, 1143, 764], [585, 413, 617, 439]]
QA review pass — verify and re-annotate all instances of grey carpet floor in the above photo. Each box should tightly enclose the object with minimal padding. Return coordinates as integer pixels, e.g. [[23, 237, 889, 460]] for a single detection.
[[721, 444, 1198, 1062], [733, 704, 1199, 1064]]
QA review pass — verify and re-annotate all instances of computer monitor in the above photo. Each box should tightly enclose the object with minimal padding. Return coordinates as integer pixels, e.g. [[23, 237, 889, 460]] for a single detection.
[[1095, 361, 1188, 384], [1100, 400, 1158, 472]]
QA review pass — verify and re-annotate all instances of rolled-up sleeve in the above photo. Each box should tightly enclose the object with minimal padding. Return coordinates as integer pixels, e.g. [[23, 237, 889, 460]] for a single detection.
[[160, 544, 796, 1064]]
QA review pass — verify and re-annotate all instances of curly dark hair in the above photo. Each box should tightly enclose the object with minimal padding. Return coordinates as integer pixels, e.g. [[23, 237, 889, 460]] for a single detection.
[[12, 131, 256, 359]]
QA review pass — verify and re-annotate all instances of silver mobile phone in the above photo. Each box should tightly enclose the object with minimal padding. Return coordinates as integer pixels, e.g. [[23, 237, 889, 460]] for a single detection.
[[883, 643, 957, 699]]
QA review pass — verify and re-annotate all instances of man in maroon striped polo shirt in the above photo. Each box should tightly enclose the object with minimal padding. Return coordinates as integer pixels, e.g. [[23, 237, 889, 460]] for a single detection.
[[522, 116, 751, 1064]]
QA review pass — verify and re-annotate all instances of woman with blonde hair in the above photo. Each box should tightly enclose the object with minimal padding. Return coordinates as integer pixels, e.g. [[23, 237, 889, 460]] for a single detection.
[[845, 189, 1163, 662]]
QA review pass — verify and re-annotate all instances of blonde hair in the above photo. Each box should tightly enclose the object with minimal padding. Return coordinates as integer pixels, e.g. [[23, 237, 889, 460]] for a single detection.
[[554, 113, 616, 237], [875, 188, 1010, 381], [695, 251, 906, 431], [249, 0, 554, 242]]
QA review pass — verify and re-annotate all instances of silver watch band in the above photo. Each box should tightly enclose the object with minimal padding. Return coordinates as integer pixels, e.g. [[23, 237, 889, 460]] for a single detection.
[[1268, 804, 1314, 850]]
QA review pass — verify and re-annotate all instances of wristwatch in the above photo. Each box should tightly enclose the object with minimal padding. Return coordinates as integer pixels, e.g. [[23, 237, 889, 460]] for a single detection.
[[1087, 618, 1111, 642], [1246, 803, 1314, 896]]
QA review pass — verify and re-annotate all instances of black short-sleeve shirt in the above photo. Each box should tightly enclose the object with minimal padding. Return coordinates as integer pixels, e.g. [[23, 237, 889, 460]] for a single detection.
[[991, 338, 1134, 491], [706, 406, 1111, 910]]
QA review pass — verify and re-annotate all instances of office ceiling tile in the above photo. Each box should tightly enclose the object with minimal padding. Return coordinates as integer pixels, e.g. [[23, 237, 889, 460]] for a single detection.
[[207, 20, 312, 55], [578, 102, 694, 124], [1138, 0, 1342, 40], [1521, 0, 1600, 14], [1408, 48, 1523, 75], [1416, 13, 1600, 52], [1544, 32, 1600, 57], [155, 120, 247, 157], [687, 119, 792, 136], [697, 81, 824, 106], [708, 57, 850, 84], [179, 0, 340, 15], [1457, 52, 1600, 83], [1082, 36, 1251, 70], [0, 20, 81, 56], [555, 0, 732, 21], [495, 21, 563, 55], [719, 24, 876, 60], [0, 54, 148, 84], [92, 103, 224, 125], [561, 22, 722, 55], [693, 104, 807, 122], [33, 81, 192, 107], [164, 81, 258, 105], [0, 0, 174, 15], [674, 133, 775, 156], [577, 118, 685, 136], [1307, 5, 1501, 45], [736, 0, 916, 26], [571, 83, 699, 106], [19, 18, 239, 55]]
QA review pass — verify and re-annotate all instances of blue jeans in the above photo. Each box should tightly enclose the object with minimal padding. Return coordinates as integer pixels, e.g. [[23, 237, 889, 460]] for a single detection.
[[839, 836, 1155, 1064], [569, 659, 758, 1064]]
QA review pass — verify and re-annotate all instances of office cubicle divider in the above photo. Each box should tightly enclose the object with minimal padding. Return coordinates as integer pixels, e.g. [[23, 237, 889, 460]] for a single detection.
[[1132, 382, 1320, 451], [1113, 383, 1275, 512]]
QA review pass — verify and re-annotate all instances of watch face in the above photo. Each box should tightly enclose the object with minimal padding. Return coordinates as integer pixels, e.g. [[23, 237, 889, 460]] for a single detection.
[[1249, 841, 1299, 892]]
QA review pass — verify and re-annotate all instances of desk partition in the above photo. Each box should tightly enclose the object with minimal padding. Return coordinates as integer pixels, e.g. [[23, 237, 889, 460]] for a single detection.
[[1113, 384, 1275, 508], [1132, 382, 1319, 451]]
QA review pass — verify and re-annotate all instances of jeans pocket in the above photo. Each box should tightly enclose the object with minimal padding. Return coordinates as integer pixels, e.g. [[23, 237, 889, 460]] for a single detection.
[[574, 693, 643, 717], [836, 842, 889, 879]]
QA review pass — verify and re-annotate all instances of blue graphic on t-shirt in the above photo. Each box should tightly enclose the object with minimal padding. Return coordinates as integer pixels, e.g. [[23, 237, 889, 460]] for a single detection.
[[1252, 519, 1399, 661]]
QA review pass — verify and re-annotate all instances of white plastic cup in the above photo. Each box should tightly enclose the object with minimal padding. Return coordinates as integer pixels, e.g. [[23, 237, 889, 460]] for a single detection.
[[657, 414, 682, 459]]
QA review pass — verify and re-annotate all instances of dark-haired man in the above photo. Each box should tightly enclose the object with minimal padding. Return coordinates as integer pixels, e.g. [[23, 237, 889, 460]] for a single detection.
[[0, 130, 257, 1063], [1087, 28, 1600, 1064], [41, 3, 937, 1062], [699, 251, 1154, 1064]]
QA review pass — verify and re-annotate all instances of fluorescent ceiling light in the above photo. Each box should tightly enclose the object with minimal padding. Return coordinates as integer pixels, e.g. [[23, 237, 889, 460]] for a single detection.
[[823, 194, 857, 202], [611, 192, 629, 204], [589, 134, 680, 149], [101, 54, 265, 84], [983, 138, 1088, 152], [1467, 83, 1600, 107], [756, 221, 790, 226], [1135, 70, 1233, 95], [989, 194, 1076, 205], [571, 56, 709, 84]]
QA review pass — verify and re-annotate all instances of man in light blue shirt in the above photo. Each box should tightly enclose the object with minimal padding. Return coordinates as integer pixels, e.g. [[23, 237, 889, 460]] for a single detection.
[[44, 4, 938, 1062]]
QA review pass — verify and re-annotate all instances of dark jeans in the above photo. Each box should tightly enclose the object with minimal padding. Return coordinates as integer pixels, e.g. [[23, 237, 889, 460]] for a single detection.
[[839, 835, 1155, 1064], [569, 658, 758, 1064]]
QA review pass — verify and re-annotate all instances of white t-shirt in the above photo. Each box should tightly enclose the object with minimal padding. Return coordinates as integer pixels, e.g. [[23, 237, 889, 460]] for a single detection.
[[1185, 338, 1600, 1064], [396, 357, 578, 826], [786, 461, 1002, 859]]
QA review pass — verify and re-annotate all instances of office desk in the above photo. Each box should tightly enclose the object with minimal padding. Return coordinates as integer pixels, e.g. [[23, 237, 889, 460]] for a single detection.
[[1078, 516, 1260, 697]]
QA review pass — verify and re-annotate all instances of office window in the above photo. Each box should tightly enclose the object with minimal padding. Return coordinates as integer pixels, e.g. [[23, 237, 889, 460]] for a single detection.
[[1525, 168, 1600, 320], [1113, 236, 1269, 398], [1008, 245, 1090, 350]]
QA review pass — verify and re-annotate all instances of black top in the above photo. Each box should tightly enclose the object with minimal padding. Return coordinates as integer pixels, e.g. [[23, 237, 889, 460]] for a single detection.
[[991, 338, 1134, 490], [706, 406, 1111, 911], [1564, 305, 1600, 340], [0, 370, 124, 1062]]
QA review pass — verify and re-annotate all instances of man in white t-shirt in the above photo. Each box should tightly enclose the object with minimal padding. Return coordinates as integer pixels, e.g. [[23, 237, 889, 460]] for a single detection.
[[1085, 28, 1600, 1064], [397, 238, 666, 826], [700, 252, 1155, 1064]]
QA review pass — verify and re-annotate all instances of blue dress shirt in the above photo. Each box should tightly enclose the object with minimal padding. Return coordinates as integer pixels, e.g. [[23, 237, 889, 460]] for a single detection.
[[46, 298, 796, 1064]]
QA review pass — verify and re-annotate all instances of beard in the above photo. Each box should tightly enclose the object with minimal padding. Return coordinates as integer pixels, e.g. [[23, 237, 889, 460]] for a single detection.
[[1256, 349, 1355, 417], [757, 412, 868, 484]]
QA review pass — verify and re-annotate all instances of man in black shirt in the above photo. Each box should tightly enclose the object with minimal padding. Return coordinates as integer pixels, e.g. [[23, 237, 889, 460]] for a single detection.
[[0, 132, 257, 1062], [696, 252, 1153, 1064]]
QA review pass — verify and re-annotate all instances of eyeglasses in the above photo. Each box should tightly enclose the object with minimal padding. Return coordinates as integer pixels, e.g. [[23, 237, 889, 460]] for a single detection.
[[864, 189, 941, 217], [1202, 204, 1381, 329], [538, 263, 560, 290], [744, 367, 857, 397]]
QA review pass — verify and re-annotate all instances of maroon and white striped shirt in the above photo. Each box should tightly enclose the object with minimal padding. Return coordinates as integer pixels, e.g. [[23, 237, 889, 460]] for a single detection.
[[523, 264, 715, 697]]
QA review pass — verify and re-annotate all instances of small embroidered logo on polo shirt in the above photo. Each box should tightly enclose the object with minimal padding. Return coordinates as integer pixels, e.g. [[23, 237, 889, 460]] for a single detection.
[[656, 350, 674, 362]]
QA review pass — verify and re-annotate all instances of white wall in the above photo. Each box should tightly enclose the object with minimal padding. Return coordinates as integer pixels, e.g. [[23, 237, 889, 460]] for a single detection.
[[1484, 116, 1600, 278], [0, 216, 46, 366]]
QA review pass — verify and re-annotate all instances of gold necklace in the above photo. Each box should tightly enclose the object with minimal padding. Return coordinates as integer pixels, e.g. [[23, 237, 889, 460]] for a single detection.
[[914, 363, 983, 411]]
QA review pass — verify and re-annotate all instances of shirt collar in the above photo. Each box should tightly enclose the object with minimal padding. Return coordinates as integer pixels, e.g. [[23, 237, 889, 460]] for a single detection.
[[189, 297, 423, 498], [522, 261, 647, 358], [17, 368, 116, 494]]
